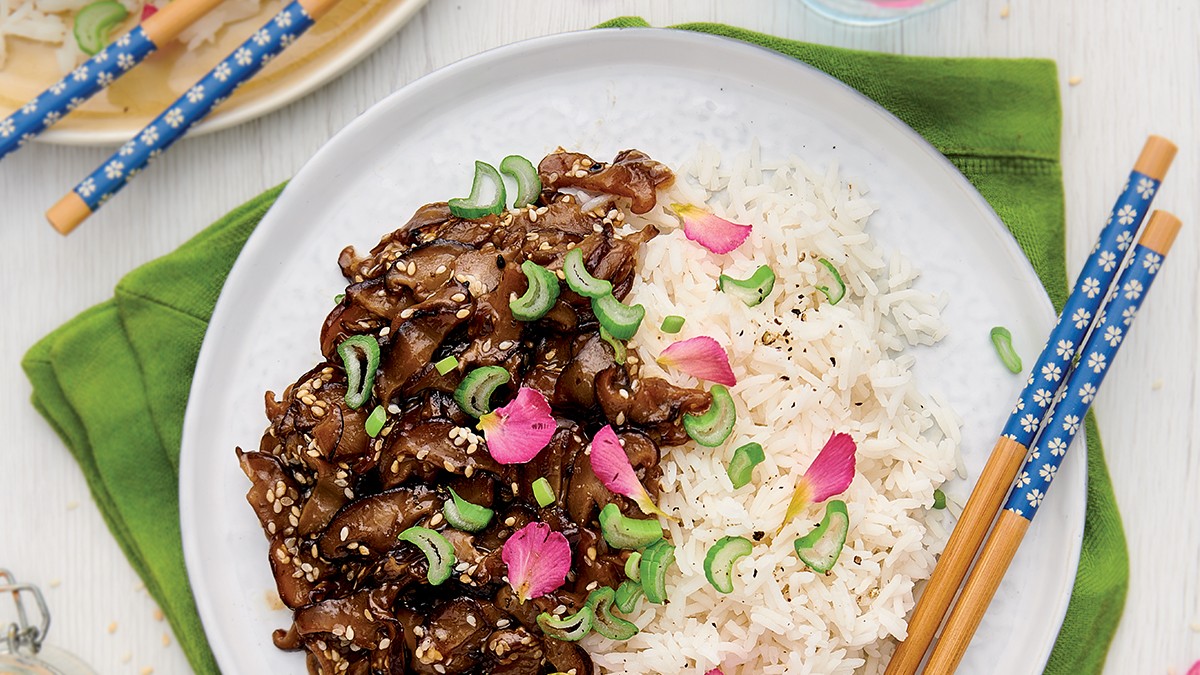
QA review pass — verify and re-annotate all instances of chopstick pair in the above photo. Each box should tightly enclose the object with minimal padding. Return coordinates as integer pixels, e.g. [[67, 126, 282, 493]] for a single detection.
[[0, 0, 344, 235], [885, 136, 1180, 674], [0, 0, 226, 162]]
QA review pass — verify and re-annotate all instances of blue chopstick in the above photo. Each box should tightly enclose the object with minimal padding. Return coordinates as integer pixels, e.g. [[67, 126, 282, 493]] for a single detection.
[[0, 0, 225, 162], [1005, 212, 1179, 519], [47, 0, 338, 234], [1000, 140, 1172, 445], [886, 135, 1177, 675]]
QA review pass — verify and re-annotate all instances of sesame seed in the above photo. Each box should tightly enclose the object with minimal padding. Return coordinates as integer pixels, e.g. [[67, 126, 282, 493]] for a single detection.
[[618, 389, 630, 399], [616, 412, 626, 425], [496, 619, 510, 628], [430, 512, 444, 527], [340, 526, 349, 541], [406, 261, 416, 275], [451, 292, 467, 302], [400, 308, 414, 319], [162, 632, 171, 647], [379, 327, 390, 337], [379, 638, 391, 649], [585, 581, 598, 591], [345, 625, 355, 641], [504, 516, 516, 527], [107, 621, 118, 634], [140, 668, 154, 675], [464, 465, 475, 477], [587, 547, 597, 560], [1068, 75, 1082, 86], [455, 308, 471, 319], [528, 210, 538, 223], [466, 614, 477, 627], [498, 340, 514, 350]]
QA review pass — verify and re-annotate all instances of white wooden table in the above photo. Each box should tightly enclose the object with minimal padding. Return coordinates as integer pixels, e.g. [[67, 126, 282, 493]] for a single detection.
[[1, 1, 1196, 673]]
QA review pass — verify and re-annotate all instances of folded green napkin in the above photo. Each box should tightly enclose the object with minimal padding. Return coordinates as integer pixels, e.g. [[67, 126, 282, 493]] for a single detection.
[[22, 19, 1127, 675]]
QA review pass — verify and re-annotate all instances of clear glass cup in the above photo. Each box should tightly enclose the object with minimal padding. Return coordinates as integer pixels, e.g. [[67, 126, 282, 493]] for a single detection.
[[803, 0, 958, 25]]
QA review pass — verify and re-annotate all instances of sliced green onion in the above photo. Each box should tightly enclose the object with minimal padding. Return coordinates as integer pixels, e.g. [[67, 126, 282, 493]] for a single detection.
[[599, 325, 626, 364], [815, 259, 846, 305], [434, 355, 459, 376], [703, 535, 753, 594], [532, 477, 555, 507], [364, 405, 386, 438], [990, 326, 1022, 374], [726, 442, 765, 489], [334, 293, 345, 304], [510, 260, 561, 321], [613, 579, 644, 614], [397, 526, 455, 585], [592, 292, 646, 340], [453, 365, 510, 418], [598, 503, 663, 550], [336, 335, 380, 409], [718, 265, 776, 307], [660, 315, 685, 334], [443, 488, 494, 532], [563, 247, 613, 299], [793, 499, 849, 574], [624, 552, 642, 581], [537, 606, 593, 642], [499, 155, 542, 208], [933, 489, 947, 510], [585, 586, 639, 640], [683, 384, 736, 447], [448, 161, 506, 219], [73, 0, 128, 55], [638, 539, 675, 604]]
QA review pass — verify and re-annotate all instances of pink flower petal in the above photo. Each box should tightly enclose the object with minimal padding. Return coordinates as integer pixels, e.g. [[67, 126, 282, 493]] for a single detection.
[[502, 521, 571, 602], [671, 203, 752, 254], [780, 432, 856, 531], [140, 3, 158, 19], [657, 336, 737, 386], [704, 669, 725, 675], [478, 387, 556, 464], [589, 425, 675, 520], [1189, 660, 1200, 675]]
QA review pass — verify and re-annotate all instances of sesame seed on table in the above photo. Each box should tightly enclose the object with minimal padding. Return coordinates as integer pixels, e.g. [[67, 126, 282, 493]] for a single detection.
[[0, 1, 1196, 674]]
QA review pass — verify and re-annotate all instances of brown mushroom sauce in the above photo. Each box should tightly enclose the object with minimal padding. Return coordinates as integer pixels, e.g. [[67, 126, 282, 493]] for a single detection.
[[238, 149, 712, 675]]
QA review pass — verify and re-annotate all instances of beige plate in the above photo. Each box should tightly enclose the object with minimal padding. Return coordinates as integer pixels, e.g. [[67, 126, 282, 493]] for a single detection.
[[0, 0, 428, 145]]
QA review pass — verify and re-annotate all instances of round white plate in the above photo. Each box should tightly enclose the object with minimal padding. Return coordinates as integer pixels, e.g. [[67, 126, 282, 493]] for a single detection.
[[180, 28, 1085, 674]]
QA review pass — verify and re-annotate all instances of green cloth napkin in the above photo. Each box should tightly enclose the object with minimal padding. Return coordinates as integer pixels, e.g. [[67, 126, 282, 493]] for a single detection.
[[22, 19, 1128, 675]]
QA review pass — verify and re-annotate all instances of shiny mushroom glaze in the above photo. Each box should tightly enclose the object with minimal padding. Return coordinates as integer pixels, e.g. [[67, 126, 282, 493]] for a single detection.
[[238, 149, 708, 675]]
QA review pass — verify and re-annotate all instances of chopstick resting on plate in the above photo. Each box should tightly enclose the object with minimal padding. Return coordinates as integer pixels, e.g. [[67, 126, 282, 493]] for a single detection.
[[45, 0, 344, 235], [884, 135, 1177, 675], [0, 0, 227, 162], [926, 209, 1182, 672]]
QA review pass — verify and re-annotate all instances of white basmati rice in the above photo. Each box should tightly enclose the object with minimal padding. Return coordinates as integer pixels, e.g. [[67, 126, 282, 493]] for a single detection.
[[582, 146, 962, 674]]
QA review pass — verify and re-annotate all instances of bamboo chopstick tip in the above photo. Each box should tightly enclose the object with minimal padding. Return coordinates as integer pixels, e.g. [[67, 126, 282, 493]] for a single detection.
[[1140, 210, 1182, 254], [1134, 135, 1177, 181], [46, 191, 91, 236]]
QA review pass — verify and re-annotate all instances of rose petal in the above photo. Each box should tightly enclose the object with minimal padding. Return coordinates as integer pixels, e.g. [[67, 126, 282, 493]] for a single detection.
[[502, 521, 571, 602], [671, 203, 752, 254], [657, 336, 737, 386], [589, 425, 675, 520], [779, 432, 856, 531], [1189, 660, 1200, 675], [479, 387, 556, 464]]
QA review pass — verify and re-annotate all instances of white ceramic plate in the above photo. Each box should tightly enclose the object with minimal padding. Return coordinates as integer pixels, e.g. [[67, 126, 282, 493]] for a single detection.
[[180, 29, 1085, 674]]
